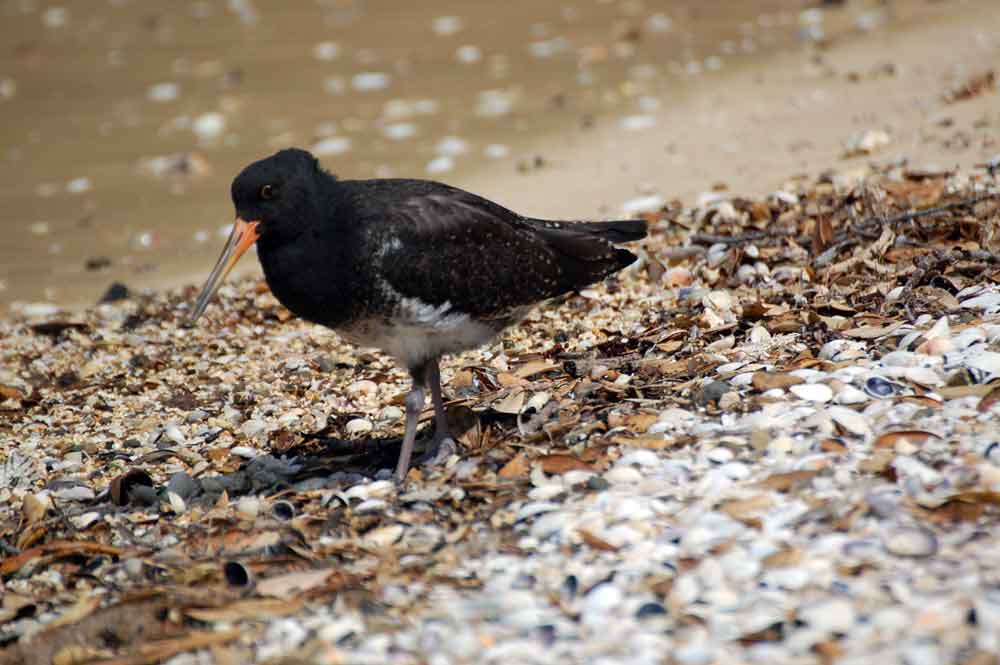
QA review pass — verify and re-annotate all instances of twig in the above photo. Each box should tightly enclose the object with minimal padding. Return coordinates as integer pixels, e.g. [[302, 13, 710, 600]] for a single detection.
[[689, 228, 796, 246], [852, 192, 998, 234]]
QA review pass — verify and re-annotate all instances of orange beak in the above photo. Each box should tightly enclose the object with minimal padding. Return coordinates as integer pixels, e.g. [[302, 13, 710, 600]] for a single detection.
[[187, 217, 260, 324]]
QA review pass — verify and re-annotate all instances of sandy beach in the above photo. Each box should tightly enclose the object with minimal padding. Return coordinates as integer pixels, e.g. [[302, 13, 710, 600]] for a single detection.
[[2, 0, 996, 309]]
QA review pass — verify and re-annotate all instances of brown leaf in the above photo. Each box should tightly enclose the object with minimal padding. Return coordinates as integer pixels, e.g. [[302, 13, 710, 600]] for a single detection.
[[756, 470, 819, 492], [0, 384, 25, 400], [873, 430, 941, 449], [514, 360, 559, 379], [944, 69, 996, 103], [577, 528, 619, 552], [762, 547, 803, 568], [609, 435, 680, 450], [256, 568, 349, 600], [540, 454, 595, 474], [841, 321, 904, 339], [977, 385, 1000, 413], [493, 390, 525, 414], [938, 384, 996, 399], [185, 597, 306, 623], [718, 495, 771, 528], [751, 372, 804, 391], [498, 453, 530, 478], [0, 540, 124, 576]]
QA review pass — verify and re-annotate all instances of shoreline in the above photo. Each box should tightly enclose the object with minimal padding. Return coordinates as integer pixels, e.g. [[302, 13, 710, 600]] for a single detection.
[[6, 0, 999, 313]]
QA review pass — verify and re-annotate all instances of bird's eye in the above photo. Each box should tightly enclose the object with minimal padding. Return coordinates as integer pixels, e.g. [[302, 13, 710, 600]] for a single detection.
[[260, 184, 278, 200]]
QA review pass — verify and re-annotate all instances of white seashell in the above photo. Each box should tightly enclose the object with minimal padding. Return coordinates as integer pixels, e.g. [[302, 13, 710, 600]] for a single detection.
[[167, 491, 186, 514], [882, 526, 938, 557], [353, 498, 387, 514], [799, 598, 856, 633], [363, 524, 403, 549], [706, 447, 734, 464], [235, 497, 260, 520], [748, 324, 771, 344], [967, 351, 1000, 377], [345, 418, 373, 435], [827, 405, 871, 438], [516, 501, 560, 521], [604, 466, 643, 484], [582, 583, 623, 618], [164, 424, 187, 445], [835, 385, 869, 405], [789, 383, 833, 403]]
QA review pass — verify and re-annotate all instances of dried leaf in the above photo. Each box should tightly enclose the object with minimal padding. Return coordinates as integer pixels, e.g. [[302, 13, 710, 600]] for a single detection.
[[873, 430, 941, 449], [577, 528, 619, 552], [756, 470, 819, 492], [498, 453, 530, 478], [256, 568, 346, 600], [841, 321, 903, 339], [751, 372, 804, 390], [539, 454, 594, 474], [977, 385, 1000, 413], [493, 390, 525, 414]]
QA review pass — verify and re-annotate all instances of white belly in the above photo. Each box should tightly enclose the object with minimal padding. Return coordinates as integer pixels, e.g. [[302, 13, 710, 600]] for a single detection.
[[339, 296, 500, 369]]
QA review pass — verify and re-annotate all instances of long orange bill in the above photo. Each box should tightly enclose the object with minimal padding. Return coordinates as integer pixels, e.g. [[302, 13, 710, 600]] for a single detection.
[[187, 217, 260, 324]]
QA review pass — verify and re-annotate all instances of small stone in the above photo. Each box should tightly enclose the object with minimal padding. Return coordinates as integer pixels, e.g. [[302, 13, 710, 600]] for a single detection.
[[586, 476, 610, 491], [98, 282, 130, 303], [166, 472, 198, 500], [695, 380, 733, 406], [192, 112, 226, 141]]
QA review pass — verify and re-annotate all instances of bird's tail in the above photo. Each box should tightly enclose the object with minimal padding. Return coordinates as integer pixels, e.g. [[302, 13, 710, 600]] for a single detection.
[[529, 218, 648, 243]]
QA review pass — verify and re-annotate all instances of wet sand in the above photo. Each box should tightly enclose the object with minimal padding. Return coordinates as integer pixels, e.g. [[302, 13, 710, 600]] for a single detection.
[[1, 0, 997, 310]]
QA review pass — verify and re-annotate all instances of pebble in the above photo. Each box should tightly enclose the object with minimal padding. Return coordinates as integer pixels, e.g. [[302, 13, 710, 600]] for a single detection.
[[192, 112, 226, 141], [166, 472, 197, 500], [312, 136, 352, 156], [148, 82, 180, 103]]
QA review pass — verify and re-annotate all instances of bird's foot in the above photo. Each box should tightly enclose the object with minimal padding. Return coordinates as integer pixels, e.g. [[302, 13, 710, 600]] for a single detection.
[[419, 434, 458, 468]]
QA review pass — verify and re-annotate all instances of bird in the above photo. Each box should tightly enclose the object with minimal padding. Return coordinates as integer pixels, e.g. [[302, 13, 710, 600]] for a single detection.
[[188, 148, 647, 483]]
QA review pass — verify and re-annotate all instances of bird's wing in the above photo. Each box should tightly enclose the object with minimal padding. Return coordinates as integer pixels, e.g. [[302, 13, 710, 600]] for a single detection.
[[371, 188, 625, 319]]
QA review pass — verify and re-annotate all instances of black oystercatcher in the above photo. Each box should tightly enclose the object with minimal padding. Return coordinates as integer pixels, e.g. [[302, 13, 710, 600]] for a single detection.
[[189, 148, 646, 482]]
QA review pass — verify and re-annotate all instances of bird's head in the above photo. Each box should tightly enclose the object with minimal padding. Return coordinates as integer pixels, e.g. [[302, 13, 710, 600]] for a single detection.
[[187, 148, 325, 324]]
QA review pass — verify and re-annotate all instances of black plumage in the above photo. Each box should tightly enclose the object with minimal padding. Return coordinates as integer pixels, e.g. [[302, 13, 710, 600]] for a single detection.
[[190, 148, 647, 482]]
